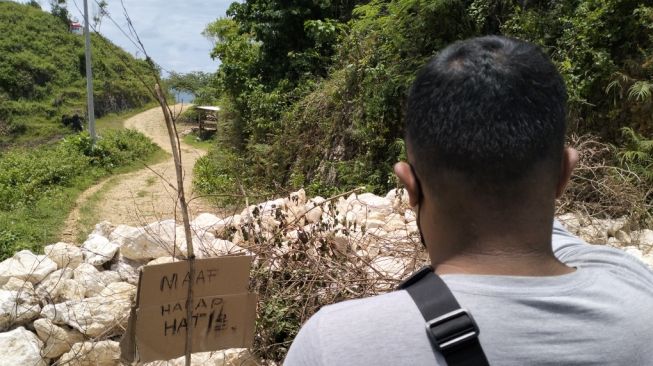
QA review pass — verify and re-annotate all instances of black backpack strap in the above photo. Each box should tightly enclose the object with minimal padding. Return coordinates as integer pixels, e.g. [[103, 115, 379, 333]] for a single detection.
[[398, 266, 490, 366]]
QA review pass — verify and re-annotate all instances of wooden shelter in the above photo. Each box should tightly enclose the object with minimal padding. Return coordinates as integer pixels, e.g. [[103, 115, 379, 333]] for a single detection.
[[194, 105, 220, 135]]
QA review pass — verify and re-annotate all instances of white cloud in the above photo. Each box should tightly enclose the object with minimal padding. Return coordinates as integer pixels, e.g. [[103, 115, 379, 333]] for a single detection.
[[38, 0, 231, 74]]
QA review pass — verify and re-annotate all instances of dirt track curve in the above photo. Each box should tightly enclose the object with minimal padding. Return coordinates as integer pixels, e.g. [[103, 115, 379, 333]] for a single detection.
[[60, 105, 214, 242]]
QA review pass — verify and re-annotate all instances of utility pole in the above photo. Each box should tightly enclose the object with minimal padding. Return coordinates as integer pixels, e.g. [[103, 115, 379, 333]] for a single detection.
[[83, 0, 96, 143]]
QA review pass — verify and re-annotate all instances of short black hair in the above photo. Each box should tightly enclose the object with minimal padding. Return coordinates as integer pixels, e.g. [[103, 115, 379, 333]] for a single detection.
[[406, 36, 567, 191]]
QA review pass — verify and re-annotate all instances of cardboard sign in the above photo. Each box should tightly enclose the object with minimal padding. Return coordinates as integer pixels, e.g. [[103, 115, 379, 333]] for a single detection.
[[120, 256, 257, 363]]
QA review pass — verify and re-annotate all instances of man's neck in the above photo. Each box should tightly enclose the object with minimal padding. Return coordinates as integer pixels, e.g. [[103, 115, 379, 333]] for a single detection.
[[433, 249, 575, 276], [425, 213, 575, 277]]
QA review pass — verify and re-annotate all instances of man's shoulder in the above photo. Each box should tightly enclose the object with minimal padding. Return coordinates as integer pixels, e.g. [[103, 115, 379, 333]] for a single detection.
[[317, 289, 416, 319], [285, 290, 441, 365]]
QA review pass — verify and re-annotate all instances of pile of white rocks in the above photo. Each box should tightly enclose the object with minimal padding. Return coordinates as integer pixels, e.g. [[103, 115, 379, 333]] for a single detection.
[[0, 188, 651, 365], [557, 212, 653, 267]]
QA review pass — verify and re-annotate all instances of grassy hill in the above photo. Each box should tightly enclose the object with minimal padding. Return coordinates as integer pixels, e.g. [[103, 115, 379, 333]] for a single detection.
[[0, 2, 166, 258], [0, 1, 156, 148]]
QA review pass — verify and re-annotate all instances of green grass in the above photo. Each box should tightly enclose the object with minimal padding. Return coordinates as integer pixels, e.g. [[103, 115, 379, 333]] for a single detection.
[[95, 102, 158, 132], [183, 133, 214, 151], [0, 145, 169, 257], [0, 107, 169, 259], [0, 2, 157, 150]]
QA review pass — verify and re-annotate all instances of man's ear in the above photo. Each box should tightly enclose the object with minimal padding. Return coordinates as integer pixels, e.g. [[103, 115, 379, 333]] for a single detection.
[[394, 162, 421, 207], [556, 147, 579, 198]]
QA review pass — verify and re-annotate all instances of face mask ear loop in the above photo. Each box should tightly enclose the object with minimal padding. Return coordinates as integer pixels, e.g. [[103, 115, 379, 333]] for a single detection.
[[410, 165, 427, 249]]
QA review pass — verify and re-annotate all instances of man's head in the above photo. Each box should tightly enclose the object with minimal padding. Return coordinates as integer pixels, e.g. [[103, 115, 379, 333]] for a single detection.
[[395, 36, 579, 266], [406, 35, 567, 193]]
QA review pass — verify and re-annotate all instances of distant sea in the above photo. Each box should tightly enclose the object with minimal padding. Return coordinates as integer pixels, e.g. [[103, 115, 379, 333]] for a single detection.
[[172, 89, 195, 104]]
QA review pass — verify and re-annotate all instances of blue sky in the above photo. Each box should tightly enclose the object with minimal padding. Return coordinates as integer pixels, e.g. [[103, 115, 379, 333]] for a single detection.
[[36, 0, 233, 75]]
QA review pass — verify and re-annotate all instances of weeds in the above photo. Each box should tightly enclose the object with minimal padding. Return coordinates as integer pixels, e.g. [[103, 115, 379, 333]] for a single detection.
[[0, 129, 163, 259]]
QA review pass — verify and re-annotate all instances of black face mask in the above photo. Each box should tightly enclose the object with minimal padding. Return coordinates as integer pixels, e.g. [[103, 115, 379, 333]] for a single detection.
[[409, 164, 427, 249]]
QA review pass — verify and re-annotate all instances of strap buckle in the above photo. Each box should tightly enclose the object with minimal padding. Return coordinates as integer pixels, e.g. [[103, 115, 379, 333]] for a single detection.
[[426, 308, 480, 353]]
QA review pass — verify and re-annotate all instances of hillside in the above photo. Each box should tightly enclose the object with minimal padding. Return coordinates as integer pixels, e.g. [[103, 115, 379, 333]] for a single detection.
[[0, 1, 156, 148]]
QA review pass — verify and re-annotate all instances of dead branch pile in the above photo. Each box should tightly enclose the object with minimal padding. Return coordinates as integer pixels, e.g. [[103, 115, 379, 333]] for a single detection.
[[557, 134, 652, 226], [227, 189, 426, 362]]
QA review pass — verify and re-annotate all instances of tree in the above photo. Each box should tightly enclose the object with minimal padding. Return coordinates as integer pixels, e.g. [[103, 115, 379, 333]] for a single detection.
[[50, 0, 70, 26]]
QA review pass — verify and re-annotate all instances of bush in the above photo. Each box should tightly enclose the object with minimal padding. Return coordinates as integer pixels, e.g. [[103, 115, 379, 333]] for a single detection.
[[0, 129, 161, 259], [198, 0, 653, 203], [62, 130, 158, 169]]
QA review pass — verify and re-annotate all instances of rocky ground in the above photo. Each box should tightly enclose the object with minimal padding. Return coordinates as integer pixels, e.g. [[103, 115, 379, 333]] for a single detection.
[[1, 189, 651, 365]]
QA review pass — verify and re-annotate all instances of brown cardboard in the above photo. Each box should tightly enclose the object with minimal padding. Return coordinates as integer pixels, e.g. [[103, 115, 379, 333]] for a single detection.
[[120, 256, 257, 363], [138, 255, 252, 305]]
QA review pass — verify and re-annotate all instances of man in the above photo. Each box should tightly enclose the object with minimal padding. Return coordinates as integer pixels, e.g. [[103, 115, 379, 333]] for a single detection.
[[284, 36, 653, 365]]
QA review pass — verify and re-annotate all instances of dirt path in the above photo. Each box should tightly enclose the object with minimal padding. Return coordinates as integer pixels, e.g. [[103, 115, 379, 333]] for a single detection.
[[60, 105, 214, 243]]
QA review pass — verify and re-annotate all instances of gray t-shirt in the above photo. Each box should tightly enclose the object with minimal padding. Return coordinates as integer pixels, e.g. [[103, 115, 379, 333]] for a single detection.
[[284, 221, 653, 365]]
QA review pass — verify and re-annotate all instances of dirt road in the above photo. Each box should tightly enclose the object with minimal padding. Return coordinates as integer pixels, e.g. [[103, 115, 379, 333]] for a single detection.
[[61, 105, 214, 242]]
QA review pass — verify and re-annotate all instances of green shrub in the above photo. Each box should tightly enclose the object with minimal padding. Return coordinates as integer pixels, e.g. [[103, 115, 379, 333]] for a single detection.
[[0, 129, 161, 259], [62, 130, 158, 169], [197, 0, 653, 200]]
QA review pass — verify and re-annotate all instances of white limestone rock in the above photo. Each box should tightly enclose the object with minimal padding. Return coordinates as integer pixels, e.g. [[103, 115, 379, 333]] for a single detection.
[[35, 267, 74, 301], [633, 229, 653, 247], [578, 225, 608, 244], [0, 288, 41, 330], [356, 193, 392, 217], [58, 279, 86, 302], [58, 340, 121, 366], [192, 213, 228, 236], [605, 217, 629, 237], [110, 222, 174, 260], [147, 256, 175, 266], [99, 281, 136, 302], [110, 255, 141, 285], [615, 230, 632, 245], [91, 220, 114, 238], [143, 348, 259, 366], [44, 242, 83, 269], [556, 213, 584, 234], [406, 221, 419, 234], [200, 239, 247, 258], [404, 209, 416, 223], [1, 276, 35, 294], [287, 188, 307, 207], [304, 202, 323, 224], [383, 229, 412, 242], [82, 234, 119, 266], [0, 250, 57, 286], [386, 188, 410, 212], [174, 225, 217, 257], [41, 294, 131, 337], [383, 213, 407, 232], [33, 318, 84, 358], [0, 327, 47, 366], [73, 263, 120, 297], [363, 219, 385, 230]]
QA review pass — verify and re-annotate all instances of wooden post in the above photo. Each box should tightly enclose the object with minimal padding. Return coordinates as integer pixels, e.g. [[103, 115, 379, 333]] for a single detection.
[[154, 84, 195, 366]]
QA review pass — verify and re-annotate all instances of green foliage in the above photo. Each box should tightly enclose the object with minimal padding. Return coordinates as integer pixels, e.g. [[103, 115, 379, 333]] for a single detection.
[[0, 2, 156, 148], [193, 145, 251, 206], [503, 0, 653, 135], [0, 129, 160, 259], [198, 0, 653, 203], [164, 71, 218, 105], [191, 0, 653, 361], [618, 127, 653, 184]]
